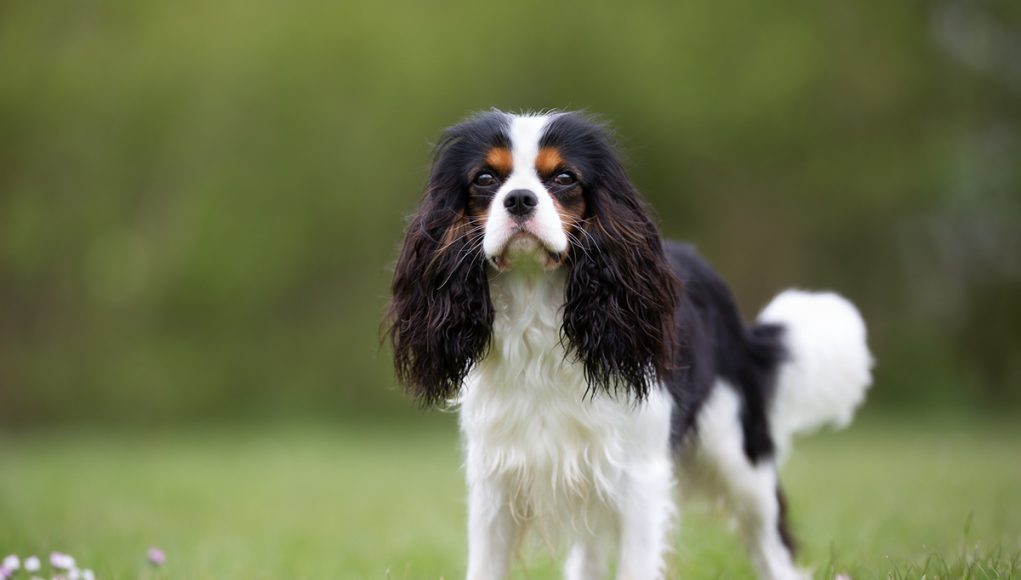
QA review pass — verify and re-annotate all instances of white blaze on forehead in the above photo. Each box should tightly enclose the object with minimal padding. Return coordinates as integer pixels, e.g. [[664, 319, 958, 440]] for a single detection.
[[508, 114, 549, 173], [482, 113, 570, 258]]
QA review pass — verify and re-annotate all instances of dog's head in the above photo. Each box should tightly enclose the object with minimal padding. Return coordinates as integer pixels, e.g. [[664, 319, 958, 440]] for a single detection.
[[386, 110, 679, 405]]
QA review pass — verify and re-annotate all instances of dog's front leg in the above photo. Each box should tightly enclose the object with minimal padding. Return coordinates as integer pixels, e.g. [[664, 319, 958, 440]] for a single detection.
[[466, 477, 519, 580], [615, 458, 676, 580]]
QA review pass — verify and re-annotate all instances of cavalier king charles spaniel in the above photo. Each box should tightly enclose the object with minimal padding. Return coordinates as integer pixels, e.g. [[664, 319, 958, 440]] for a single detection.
[[386, 110, 873, 580]]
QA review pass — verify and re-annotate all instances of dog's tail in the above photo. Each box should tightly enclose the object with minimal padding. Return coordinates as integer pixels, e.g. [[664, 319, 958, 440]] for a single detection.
[[755, 290, 874, 461]]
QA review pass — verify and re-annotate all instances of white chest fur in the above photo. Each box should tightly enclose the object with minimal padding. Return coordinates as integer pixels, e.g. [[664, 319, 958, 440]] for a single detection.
[[459, 270, 674, 539]]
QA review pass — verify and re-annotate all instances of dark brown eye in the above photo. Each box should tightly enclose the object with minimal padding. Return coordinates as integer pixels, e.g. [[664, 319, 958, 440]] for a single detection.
[[474, 172, 497, 187], [553, 172, 576, 186]]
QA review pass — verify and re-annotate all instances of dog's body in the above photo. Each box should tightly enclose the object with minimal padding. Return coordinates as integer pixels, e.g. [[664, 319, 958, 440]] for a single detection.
[[462, 263, 676, 578], [388, 111, 873, 579]]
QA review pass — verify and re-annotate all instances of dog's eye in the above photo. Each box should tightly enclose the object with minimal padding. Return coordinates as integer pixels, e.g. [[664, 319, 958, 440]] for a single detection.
[[474, 172, 497, 187], [553, 172, 576, 186]]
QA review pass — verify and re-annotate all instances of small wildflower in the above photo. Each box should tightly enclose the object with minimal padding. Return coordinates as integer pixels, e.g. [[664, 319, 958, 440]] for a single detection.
[[81, 570, 95, 580], [0, 565, 12, 579], [147, 548, 165, 567], [835, 574, 852, 580], [2, 555, 18, 571], [50, 552, 75, 571], [67, 568, 81, 580], [25, 556, 42, 572]]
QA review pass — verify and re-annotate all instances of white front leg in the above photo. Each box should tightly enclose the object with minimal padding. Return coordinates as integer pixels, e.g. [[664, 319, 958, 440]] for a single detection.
[[466, 478, 518, 580], [615, 459, 676, 580], [565, 536, 609, 580]]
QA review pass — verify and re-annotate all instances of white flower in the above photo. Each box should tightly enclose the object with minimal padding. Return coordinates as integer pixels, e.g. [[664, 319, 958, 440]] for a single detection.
[[81, 570, 95, 580], [50, 552, 75, 570], [25, 556, 41, 572], [2, 555, 18, 571], [67, 568, 81, 580]]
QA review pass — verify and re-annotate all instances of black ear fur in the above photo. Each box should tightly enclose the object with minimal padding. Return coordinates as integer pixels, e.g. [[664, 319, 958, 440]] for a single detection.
[[385, 114, 507, 405], [559, 122, 680, 400], [386, 186, 493, 406]]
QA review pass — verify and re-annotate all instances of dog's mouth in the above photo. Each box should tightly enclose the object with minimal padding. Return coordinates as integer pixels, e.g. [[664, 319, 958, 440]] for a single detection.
[[489, 231, 564, 272]]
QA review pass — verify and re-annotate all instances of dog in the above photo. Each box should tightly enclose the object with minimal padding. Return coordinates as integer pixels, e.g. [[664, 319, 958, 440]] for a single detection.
[[386, 110, 873, 579]]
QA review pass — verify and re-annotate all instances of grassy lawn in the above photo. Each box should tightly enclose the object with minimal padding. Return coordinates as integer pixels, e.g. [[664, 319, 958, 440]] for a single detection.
[[1, 415, 1019, 579]]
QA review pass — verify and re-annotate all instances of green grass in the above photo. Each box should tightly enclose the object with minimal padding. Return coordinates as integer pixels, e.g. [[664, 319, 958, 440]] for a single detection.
[[1, 416, 1019, 579]]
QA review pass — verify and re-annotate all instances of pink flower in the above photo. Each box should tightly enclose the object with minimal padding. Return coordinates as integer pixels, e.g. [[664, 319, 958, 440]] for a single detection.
[[147, 548, 165, 567], [50, 552, 75, 570], [1, 556, 18, 572]]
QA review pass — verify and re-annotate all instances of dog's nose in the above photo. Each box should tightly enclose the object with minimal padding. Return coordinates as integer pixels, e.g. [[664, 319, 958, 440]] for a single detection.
[[504, 189, 538, 218]]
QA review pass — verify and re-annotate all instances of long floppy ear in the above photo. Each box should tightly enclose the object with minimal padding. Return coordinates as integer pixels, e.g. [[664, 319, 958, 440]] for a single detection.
[[385, 138, 494, 405], [561, 144, 680, 401]]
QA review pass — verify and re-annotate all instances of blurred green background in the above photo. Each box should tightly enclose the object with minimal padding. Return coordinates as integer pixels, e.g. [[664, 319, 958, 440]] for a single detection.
[[2, 2, 1021, 578], [1, 0, 1020, 428]]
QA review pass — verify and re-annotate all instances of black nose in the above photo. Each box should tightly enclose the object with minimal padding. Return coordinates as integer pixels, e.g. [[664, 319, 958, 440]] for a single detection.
[[504, 189, 538, 218]]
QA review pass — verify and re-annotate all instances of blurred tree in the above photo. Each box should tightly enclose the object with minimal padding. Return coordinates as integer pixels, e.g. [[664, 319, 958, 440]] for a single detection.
[[0, 0, 1018, 427]]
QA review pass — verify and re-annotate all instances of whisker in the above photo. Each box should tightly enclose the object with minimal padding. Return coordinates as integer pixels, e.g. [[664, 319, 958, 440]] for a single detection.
[[426, 222, 487, 273], [565, 230, 595, 263], [438, 236, 487, 289], [435, 223, 488, 255]]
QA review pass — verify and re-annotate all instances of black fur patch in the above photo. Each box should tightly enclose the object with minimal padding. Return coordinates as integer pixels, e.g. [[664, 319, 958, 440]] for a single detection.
[[662, 242, 786, 463]]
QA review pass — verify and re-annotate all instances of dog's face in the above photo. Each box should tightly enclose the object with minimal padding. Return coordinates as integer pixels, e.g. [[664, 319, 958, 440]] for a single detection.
[[472, 114, 585, 272], [387, 111, 679, 404]]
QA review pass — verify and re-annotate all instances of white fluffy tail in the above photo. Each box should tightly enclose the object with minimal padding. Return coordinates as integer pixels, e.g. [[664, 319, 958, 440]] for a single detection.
[[758, 290, 874, 459]]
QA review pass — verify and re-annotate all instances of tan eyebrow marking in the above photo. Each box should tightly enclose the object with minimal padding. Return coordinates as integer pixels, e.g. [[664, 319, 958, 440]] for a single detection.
[[485, 147, 513, 175], [535, 147, 564, 176]]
